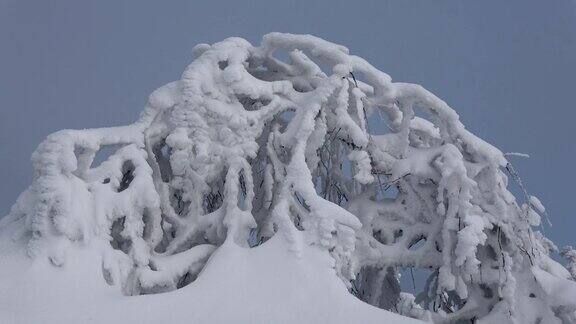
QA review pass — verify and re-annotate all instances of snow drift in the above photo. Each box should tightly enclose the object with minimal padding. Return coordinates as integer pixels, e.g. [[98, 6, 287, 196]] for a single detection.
[[0, 33, 574, 323]]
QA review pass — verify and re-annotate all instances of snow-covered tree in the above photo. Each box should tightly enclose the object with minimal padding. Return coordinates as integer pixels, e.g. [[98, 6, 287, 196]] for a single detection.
[[2, 33, 574, 323]]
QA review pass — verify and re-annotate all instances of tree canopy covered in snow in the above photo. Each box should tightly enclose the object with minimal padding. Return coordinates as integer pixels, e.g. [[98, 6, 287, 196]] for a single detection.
[[1, 33, 575, 323]]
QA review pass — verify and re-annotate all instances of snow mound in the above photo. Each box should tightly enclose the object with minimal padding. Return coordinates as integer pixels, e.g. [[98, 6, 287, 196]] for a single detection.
[[1, 33, 574, 323], [0, 225, 419, 324]]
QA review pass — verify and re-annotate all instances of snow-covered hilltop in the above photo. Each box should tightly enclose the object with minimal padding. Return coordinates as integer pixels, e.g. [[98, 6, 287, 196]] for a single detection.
[[1, 33, 574, 324]]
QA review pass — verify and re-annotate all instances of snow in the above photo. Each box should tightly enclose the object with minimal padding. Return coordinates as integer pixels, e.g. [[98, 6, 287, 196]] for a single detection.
[[0, 225, 420, 324], [0, 32, 574, 323], [531, 268, 576, 322], [504, 152, 530, 159], [529, 195, 546, 214]]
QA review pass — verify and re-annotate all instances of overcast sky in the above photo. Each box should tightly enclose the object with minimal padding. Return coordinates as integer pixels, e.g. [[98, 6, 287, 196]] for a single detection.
[[1, 0, 575, 248]]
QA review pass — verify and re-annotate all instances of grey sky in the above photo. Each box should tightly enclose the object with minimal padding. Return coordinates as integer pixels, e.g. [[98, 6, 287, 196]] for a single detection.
[[1, 0, 574, 248]]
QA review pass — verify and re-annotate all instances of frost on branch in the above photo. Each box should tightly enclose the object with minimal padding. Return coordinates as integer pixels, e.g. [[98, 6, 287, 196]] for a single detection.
[[1, 33, 574, 323]]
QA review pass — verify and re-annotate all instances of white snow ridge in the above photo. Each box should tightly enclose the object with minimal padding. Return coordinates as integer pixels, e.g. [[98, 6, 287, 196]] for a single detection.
[[0, 33, 574, 324]]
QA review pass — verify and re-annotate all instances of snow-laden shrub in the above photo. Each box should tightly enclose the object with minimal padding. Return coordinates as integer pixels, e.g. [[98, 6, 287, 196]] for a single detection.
[[2, 33, 574, 323]]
